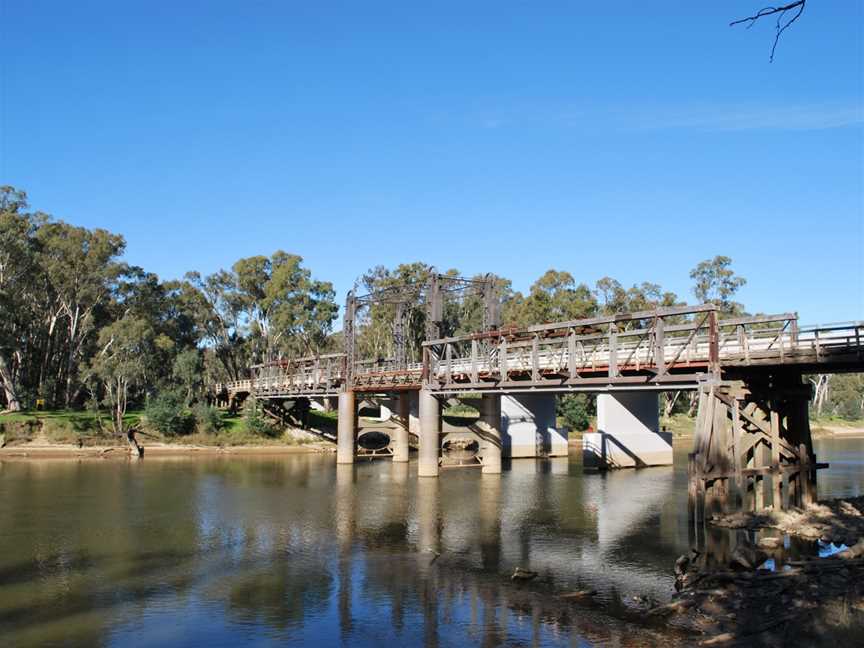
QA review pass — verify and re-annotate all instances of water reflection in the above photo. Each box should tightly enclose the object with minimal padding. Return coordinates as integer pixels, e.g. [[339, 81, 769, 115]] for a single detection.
[[1, 438, 861, 647]]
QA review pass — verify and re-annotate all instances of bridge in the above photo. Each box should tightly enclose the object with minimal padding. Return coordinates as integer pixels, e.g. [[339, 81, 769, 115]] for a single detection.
[[214, 273, 864, 521]]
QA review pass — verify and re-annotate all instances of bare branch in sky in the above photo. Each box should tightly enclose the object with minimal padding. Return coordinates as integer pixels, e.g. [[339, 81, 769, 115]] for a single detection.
[[730, 1, 807, 62]]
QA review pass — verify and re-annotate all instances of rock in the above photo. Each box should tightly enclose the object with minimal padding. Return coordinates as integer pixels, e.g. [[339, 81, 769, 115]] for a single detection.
[[730, 545, 768, 571], [560, 589, 596, 600], [838, 539, 864, 560], [758, 536, 783, 550], [511, 567, 537, 581]]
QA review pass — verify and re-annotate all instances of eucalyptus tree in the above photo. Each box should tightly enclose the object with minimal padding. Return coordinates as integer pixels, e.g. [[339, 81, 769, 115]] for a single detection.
[[88, 315, 160, 443], [0, 187, 41, 410], [35, 221, 126, 406], [186, 252, 338, 376], [689, 255, 747, 315], [504, 270, 597, 327]]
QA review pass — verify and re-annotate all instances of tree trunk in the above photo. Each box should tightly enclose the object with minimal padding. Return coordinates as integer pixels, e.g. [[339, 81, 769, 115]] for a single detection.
[[0, 354, 21, 411]]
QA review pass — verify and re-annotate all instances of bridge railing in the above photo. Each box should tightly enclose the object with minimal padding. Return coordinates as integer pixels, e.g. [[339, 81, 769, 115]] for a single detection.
[[795, 321, 864, 361], [250, 353, 347, 395], [420, 306, 860, 390], [422, 304, 721, 389], [352, 358, 424, 389]]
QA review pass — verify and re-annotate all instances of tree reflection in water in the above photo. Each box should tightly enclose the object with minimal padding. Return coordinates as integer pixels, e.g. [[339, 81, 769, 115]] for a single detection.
[[2, 443, 859, 646]]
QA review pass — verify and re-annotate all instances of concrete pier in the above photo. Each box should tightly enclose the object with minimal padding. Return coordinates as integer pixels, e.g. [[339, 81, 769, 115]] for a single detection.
[[392, 393, 410, 462], [418, 389, 440, 477], [479, 394, 502, 474], [583, 392, 672, 469], [500, 394, 566, 458], [336, 391, 356, 465]]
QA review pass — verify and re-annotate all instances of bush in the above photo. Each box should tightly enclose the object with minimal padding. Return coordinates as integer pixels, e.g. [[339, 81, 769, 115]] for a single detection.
[[242, 399, 277, 437], [144, 392, 194, 436], [558, 393, 593, 431], [193, 403, 223, 435]]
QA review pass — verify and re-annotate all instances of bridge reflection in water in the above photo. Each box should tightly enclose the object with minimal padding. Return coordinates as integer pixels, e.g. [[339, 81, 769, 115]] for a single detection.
[[4, 443, 861, 646]]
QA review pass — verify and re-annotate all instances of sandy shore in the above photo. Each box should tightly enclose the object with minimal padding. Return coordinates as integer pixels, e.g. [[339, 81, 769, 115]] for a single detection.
[[0, 441, 336, 459]]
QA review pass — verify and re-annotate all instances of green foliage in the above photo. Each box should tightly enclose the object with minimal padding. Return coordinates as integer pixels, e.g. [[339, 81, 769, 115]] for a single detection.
[[173, 348, 203, 404], [192, 402, 223, 435], [557, 393, 594, 431], [819, 374, 864, 421], [242, 399, 278, 437], [144, 392, 194, 436], [689, 255, 746, 314]]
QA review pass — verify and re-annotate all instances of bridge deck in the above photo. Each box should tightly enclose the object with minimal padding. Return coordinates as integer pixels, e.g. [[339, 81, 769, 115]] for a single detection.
[[216, 307, 863, 399]]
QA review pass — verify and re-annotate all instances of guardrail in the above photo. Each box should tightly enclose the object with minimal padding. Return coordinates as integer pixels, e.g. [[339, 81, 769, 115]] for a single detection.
[[214, 310, 864, 396]]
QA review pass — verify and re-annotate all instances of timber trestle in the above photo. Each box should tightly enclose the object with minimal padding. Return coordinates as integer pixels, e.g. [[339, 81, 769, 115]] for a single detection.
[[688, 376, 827, 522]]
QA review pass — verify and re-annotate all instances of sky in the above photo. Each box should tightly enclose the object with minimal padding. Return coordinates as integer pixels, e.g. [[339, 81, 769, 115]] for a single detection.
[[1, 1, 862, 325]]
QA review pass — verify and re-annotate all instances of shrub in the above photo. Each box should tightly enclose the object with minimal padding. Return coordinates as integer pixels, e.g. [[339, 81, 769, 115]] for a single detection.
[[242, 399, 277, 437], [558, 393, 593, 431], [193, 403, 223, 435], [144, 392, 194, 436]]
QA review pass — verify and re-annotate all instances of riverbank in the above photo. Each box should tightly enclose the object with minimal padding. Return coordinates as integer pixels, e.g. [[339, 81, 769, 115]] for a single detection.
[[0, 408, 339, 457], [656, 496, 864, 645], [0, 440, 335, 459]]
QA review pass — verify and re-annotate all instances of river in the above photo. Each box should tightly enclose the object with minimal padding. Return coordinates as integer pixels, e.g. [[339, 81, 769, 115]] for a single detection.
[[1, 438, 861, 647]]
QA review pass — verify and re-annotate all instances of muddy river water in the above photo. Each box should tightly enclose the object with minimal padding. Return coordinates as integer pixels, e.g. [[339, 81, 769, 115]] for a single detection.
[[1, 438, 861, 647]]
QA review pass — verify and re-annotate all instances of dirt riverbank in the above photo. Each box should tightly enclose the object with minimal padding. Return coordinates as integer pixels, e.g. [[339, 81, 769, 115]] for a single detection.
[[656, 496, 864, 646], [0, 440, 335, 459]]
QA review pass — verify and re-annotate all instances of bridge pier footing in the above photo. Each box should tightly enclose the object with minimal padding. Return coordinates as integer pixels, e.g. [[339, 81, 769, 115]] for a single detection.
[[336, 391, 356, 465], [392, 393, 410, 462], [583, 392, 672, 469], [479, 394, 502, 474], [418, 389, 440, 477]]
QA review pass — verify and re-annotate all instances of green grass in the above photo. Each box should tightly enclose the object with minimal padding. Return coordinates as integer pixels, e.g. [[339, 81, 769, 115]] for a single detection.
[[660, 413, 696, 437], [0, 407, 330, 447], [0, 409, 142, 445]]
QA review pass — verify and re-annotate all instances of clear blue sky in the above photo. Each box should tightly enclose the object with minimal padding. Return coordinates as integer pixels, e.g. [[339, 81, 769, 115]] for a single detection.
[[1, 1, 861, 324]]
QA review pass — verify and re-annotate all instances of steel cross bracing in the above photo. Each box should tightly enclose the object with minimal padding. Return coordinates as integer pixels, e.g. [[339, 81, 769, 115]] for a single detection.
[[216, 304, 864, 400]]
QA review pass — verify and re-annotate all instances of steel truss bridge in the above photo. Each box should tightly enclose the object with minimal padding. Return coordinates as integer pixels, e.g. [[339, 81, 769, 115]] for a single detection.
[[217, 304, 862, 400], [212, 273, 863, 523]]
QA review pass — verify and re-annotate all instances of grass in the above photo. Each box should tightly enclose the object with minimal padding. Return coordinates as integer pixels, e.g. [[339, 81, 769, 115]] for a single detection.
[[0, 409, 142, 445], [0, 408, 328, 447]]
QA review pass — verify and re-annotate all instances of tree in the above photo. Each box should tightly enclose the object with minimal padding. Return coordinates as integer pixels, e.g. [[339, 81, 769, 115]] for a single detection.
[[689, 256, 747, 315], [172, 348, 203, 405], [36, 221, 126, 406], [186, 252, 338, 377], [506, 270, 597, 327], [88, 316, 161, 451], [0, 187, 43, 410]]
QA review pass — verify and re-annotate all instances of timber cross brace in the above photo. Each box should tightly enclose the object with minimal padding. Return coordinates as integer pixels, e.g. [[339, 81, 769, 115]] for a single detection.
[[688, 376, 826, 522]]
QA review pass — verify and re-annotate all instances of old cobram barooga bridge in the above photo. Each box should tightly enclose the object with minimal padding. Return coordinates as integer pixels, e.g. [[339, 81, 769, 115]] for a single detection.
[[215, 272, 864, 520]]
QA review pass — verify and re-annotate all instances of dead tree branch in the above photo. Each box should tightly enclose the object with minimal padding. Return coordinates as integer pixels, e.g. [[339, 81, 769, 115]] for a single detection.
[[730, 1, 807, 62]]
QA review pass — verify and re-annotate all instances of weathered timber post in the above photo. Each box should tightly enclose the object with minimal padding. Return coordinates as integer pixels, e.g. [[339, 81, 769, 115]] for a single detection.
[[392, 392, 410, 463], [708, 309, 720, 376], [418, 389, 440, 477], [688, 453, 697, 521], [770, 410, 782, 508], [479, 393, 502, 474], [754, 441, 765, 510], [336, 391, 356, 465], [799, 443, 813, 506], [608, 324, 619, 377]]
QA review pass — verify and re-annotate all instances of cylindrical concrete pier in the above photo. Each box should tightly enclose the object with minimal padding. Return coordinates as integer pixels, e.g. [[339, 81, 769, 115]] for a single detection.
[[479, 393, 502, 474], [392, 393, 410, 463], [418, 389, 440, 477], [336, 391, 356, 464]]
